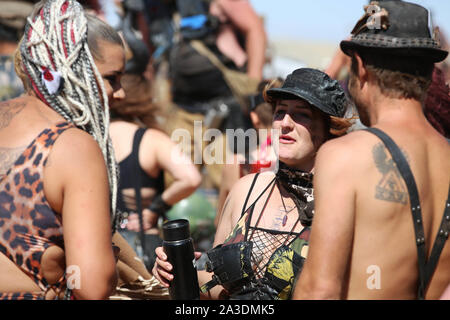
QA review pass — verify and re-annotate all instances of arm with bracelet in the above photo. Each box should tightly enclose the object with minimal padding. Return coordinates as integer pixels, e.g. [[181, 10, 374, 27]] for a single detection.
[[137, 129, 202, 231], [147, 193, 172, 222]]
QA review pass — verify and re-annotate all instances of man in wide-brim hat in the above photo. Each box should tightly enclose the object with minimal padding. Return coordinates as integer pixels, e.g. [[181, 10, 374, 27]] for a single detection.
[[293, 0, 450, 300]]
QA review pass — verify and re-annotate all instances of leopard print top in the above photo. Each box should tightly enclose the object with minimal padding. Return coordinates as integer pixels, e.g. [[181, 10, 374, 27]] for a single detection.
[[0, 121, 74, 300]]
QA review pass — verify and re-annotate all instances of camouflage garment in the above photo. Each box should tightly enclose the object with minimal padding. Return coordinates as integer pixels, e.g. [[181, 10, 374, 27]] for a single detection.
[[201, 166, 314, 300]]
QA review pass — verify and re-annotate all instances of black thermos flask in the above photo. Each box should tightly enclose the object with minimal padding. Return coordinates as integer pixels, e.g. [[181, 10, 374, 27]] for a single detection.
[[162, 219, 200, 300]]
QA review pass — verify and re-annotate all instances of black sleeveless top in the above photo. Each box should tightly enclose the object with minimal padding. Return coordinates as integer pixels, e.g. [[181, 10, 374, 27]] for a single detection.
[[116, 128, 164, 213]]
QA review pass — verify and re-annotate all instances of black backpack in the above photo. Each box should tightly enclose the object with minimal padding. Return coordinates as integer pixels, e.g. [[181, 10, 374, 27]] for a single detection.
[[143, 0, 240, 103]]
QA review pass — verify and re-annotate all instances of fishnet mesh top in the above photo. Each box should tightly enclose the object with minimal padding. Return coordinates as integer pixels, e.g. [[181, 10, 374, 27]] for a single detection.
[[223, 175, 302, 279], [247, 227, 299, 279]]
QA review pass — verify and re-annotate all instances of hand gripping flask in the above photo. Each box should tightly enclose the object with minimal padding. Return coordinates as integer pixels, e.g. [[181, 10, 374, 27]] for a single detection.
[[162, 219, 200, 299]]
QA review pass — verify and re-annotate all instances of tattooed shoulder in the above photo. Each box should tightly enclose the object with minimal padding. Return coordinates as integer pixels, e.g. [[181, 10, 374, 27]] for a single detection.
[[0, 145, 27, 176], [372, 142, 408, 204], [0, 101, 27, 129]]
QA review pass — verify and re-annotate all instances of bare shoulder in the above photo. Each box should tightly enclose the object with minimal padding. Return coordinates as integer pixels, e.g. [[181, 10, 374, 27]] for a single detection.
[[109, 120, 138, 130], [217, 0, 254, 9], [49, 127, 106, 171], [141, 128, 176, 157], [143, 128, 171, 144], [429, 134, 450, 172], [109, 120, 139, 136], [215, 0, 260, 23], [432, 132, 450, 154], [322, 130, 376, 150], [221, 172, 271, 215], [54, 127, 102, 153], [232, 171, 275, 193], [316, 130, 378, 171], [44, 128, 108, 212], [214, 171, 275, 245], [228, 171, 275, 212]]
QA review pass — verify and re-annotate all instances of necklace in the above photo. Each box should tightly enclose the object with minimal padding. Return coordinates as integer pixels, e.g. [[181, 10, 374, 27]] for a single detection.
[[279, 184, 296, 227]]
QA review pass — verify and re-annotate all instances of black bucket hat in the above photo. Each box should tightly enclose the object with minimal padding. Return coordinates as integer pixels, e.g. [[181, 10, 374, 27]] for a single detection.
[[266, 68, 347, 118], [340, 0, 448, 63]]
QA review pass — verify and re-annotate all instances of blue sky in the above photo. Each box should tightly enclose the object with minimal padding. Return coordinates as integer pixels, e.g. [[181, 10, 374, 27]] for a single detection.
[[251, 0, 450, 45]]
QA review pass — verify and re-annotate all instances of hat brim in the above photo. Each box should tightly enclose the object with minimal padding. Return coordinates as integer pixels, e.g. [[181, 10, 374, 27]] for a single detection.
[[266, 88, 339, 117], [340, 40, 449, 63]]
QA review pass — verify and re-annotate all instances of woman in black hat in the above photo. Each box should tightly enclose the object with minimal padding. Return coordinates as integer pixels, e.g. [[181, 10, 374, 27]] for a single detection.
[[215, 78, 283, 226], [153, 68, 353, 300]]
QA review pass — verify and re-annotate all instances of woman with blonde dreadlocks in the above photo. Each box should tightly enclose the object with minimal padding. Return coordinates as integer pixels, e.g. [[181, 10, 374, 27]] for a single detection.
[[0, 0, 126, 300]]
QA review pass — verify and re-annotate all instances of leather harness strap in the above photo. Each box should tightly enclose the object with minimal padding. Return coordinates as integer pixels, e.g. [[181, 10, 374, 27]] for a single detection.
[[365, 127, 450, 299]]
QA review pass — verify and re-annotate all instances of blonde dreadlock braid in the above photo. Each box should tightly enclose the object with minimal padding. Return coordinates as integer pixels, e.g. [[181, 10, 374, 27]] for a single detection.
[[19, 0, 122, 232]]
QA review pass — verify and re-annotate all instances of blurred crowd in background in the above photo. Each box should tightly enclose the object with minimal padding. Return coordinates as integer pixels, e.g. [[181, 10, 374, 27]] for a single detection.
[[0, 0, 449, 277]]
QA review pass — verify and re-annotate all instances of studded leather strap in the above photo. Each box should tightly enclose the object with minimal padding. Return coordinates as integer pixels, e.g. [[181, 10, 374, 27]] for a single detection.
[[365, 128, 450, 299]]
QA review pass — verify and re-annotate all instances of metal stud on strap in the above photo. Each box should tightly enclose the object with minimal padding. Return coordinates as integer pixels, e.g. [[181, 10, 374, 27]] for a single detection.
[[206, 261, 213, 273], [439, 229, 449, 239]]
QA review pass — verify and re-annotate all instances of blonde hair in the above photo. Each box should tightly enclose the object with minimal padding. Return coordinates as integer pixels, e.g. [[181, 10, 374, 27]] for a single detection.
[[16, 0, 124, 231]]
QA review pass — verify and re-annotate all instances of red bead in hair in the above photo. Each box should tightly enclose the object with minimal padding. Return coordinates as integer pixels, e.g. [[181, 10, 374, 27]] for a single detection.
[[61, 1, 69, 14], [42, 68, 54, 81]]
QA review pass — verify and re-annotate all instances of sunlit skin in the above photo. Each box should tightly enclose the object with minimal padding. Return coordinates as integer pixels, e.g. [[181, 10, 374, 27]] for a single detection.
[[272, 99, 328, 172], [348, 68, 371, 127], [152, 96, 333, 299], [293, 53, 450, 300], [0, 39, 127, 299]]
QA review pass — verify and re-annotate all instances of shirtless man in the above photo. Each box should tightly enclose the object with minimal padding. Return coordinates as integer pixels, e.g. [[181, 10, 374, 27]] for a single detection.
[[293, 1, 450, 300]]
